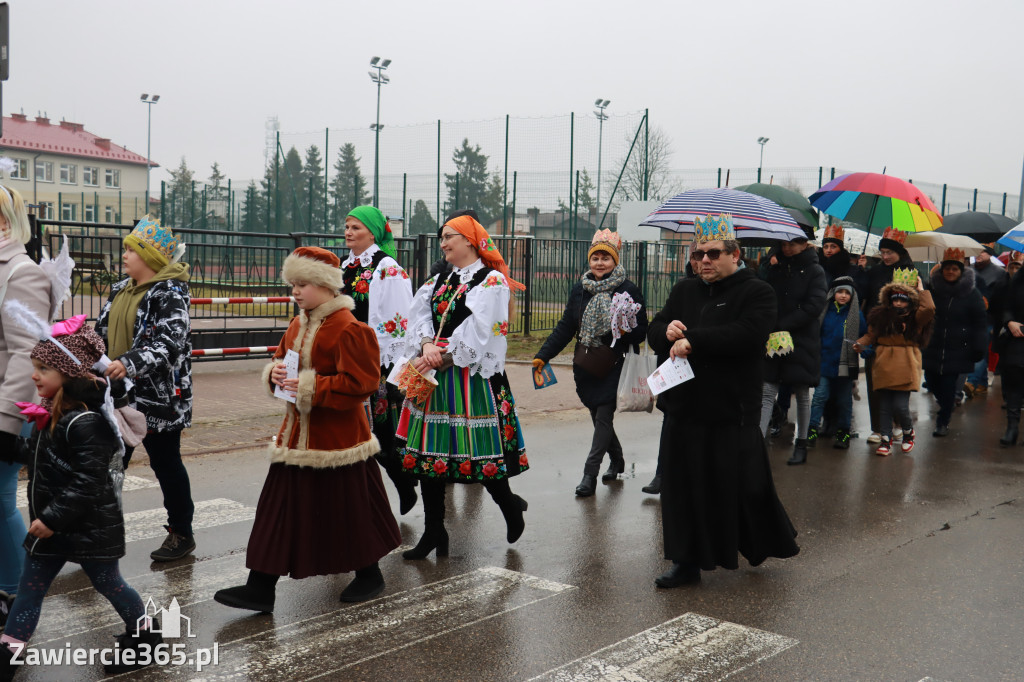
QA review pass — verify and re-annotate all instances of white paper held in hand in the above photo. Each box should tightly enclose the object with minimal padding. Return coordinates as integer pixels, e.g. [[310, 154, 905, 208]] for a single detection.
[[646, 356, 694, 395], [273, 349, 300, 403]]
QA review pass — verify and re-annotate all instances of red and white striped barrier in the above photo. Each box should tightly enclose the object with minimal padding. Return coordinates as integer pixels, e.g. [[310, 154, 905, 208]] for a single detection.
[[192, 346, 279, 357], [191, 297, 294, 305]]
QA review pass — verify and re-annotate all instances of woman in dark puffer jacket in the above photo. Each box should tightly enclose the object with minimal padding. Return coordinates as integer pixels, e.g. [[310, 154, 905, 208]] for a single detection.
[[922, 250, 987, 438]]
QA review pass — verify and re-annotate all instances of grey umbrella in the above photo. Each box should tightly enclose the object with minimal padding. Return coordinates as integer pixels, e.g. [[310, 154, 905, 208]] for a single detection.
[[936, 211, 1017, 241]]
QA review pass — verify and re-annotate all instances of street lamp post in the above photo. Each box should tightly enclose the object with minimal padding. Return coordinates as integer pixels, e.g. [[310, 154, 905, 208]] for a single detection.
[[140, 94, 160, 211], [368, 57, 391, 208], [594, 99, 610, 216], [757, 136, 769, 182]]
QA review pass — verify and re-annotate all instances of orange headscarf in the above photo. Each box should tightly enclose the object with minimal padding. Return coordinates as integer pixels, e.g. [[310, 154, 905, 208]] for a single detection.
[[444, 215, 526, 291]]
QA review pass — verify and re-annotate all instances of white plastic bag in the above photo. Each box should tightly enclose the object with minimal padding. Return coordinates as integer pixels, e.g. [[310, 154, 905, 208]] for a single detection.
[[617, 346, 656, 413]]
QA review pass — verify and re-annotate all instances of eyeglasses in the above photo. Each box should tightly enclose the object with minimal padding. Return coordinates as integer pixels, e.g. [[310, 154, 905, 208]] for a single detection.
[[439, 232, 462, 243], [690, 248, 724, 261]]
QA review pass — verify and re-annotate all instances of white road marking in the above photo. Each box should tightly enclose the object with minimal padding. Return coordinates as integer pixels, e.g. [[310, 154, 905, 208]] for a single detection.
[[161, 566, 577, 680], [528, 612, 797, 682], [16, 474, 158, 509], [125, 498, 256, 543]]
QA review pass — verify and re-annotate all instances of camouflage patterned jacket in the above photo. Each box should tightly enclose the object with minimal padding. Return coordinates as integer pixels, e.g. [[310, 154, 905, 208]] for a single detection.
[[95, 273, 192, 432]]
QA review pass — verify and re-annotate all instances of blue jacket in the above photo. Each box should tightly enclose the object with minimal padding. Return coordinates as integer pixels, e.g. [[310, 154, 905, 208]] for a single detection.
[[820, 301, 867, 378]]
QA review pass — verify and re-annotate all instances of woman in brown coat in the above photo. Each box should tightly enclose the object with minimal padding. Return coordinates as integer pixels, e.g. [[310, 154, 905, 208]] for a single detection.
[[854, 275, 934, 456]]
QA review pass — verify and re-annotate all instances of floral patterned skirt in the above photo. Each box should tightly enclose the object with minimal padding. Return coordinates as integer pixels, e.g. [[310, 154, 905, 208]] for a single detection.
[[395, 366, 528, 482]]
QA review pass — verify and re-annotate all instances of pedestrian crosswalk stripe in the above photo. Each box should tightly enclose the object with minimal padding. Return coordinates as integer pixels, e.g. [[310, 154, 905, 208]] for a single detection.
[[16, 474, 158, 509], [528, 612, 797, 682], [125, 498, 256, 544], [157, 566, 575, 679]]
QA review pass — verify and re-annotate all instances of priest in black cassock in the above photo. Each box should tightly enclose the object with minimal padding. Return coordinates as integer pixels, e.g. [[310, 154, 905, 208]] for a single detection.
[[647, 213, 799, 587]]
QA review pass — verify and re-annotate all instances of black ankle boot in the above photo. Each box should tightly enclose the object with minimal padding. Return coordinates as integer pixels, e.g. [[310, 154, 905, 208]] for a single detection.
[[340, 562, 385, 602], [402, 526, 450, 560], [104, 619, 165, 674], [654, 562, 701, 588], [641, 475, 662, 494], [214, 570, 278, 613], [1, 643, 16, 682], [601, 458, 625, 482], [787, 439, 808, 465], [1000, 424, 1019, 447], [397, 479, 419, 516], [575, 474, 597, 497], [498, 495, 528, 543]]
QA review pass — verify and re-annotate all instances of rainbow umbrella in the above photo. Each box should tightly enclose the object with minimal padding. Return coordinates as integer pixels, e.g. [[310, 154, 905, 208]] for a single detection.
[[809, 172, 942, 233]]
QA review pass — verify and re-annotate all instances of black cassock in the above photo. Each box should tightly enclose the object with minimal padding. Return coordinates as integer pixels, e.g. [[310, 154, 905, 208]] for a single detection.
[[648, 268, 799, 570]]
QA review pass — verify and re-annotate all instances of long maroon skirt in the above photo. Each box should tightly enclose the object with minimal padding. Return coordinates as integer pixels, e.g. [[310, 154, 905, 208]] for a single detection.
[[246, 459, 401, 579]]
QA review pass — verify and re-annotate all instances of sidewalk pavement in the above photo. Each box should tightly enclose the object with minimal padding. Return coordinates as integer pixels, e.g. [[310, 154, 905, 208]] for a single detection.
[[148, 357, 586, 462]]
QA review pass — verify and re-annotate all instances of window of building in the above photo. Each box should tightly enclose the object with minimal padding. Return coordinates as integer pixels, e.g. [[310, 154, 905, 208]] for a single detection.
[[9, 159, 28, 180], [60, 163, 77, 185], [60, 203, 76, 221], [35, 161, 53, 183], [83, 166, 99, 187], [104, 206, 115, 223], [83, 205, 97, 222], [38, 202, 54, 219], [104, 169, 120, 189]]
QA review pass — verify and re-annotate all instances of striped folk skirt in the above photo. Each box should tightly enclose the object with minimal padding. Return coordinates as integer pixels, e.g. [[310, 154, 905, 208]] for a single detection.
[[395, 366, 528, 483]]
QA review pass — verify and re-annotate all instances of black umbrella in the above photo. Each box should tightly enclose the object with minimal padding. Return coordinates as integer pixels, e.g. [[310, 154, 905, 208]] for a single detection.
[[936, 211, 1017, 241]]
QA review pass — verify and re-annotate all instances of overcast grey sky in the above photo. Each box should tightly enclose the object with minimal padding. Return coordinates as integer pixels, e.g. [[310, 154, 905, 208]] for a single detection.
[[7, 0, 1023, 201]]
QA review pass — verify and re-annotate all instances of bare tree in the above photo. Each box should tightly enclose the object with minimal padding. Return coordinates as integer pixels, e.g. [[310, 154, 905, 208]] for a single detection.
[[608, 125, 678, 207]]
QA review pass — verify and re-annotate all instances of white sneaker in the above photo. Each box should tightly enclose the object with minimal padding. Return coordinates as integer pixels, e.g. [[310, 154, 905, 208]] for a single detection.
[[867, 432, 881, 444], [893, 428, 903, 441]]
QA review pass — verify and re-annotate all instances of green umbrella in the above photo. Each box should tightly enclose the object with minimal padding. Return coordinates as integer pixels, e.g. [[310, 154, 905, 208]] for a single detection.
[[734, 183, 818, 234]]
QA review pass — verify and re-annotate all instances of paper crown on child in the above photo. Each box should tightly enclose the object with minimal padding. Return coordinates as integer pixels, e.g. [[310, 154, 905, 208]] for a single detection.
[[588, 229, 622, 265], [281, 246, 343, 291], [693, 213, 735, 244], [891, 267, 919, 287], [765, 331, 795, 358], [941, 247, 966, 265], [822, 224, 845, 243], [880, 226, 907, 246], [123, 216, 184, 272]]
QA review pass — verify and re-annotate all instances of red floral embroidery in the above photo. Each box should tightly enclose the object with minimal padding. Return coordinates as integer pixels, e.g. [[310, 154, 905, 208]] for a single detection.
[[355, 280, 370, 294], [503, 424, 515, 441], [482, 462, 498, 477], [519, 454, 529, 467], [402, 454, 416, 469], [433, 459, 448, 475], [437, 300, 449, 314], [384, 320, 397, 334], [459, 460, 473, 476]]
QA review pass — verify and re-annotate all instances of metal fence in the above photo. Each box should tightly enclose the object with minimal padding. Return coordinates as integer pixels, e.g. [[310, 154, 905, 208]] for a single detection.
[[36, 219, 692, 359]]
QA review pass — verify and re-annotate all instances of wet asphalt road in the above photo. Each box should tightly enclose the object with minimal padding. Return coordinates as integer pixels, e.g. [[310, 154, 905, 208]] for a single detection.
[[10, 373, 1024, 681]]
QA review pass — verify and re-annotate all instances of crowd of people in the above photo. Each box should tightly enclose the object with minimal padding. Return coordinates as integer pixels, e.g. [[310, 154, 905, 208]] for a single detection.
[[0, 181, 1018, 677]]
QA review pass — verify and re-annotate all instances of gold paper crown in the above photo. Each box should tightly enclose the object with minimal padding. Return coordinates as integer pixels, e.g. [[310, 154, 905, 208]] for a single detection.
[[693, 213, 735, 244], [892, 267, 919, 286], [881, 226, 907, 245], [941, 247, 965, 263], [823, 224, 845, 241]]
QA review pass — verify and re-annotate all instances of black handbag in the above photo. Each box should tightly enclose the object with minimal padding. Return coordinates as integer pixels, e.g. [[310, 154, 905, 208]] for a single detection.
[[573, 341, 618, 378]]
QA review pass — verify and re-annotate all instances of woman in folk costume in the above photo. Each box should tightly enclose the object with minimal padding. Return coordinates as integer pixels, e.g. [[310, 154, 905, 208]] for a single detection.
[[395, 215, 529, 559], [532, 229, 648, 497], [214, 247, 400, 613], [341, 206, 417, 515]]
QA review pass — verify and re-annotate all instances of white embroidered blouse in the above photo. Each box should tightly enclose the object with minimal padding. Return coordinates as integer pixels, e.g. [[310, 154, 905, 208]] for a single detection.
[[341, 243, 413, 367]]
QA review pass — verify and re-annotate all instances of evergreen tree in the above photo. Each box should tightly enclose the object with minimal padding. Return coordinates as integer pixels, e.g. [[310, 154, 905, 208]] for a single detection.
[[239, 180, 265, 232], [409, 199, 436, 235], [330, 143, 369, 230], [301, 145, 326, 233], [278, 146, 304, 232], [444, 139, 504, 225], [167, 157, 195, 227], [206, 162, 228, 229]]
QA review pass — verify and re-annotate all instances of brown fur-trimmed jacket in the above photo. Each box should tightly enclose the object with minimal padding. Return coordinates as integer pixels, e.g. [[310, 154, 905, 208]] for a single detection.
[[263, 294, 381, 468], [856, 283, 935, 391]]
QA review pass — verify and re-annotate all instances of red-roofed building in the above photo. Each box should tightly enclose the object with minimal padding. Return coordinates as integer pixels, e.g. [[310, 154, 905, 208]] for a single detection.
[[0, 113, 157, 223]]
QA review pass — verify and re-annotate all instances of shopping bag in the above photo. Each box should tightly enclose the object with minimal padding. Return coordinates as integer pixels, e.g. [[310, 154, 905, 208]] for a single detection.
[[617, 346, 656, 413]]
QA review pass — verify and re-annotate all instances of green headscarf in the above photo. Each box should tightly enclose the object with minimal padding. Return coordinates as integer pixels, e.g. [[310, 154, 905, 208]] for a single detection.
[[347, 205, 397, 260]]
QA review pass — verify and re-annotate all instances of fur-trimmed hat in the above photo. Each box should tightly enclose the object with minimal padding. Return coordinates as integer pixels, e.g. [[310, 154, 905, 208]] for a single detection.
[[879, 281, 918, 307], [282, 246, 342, 291], [588, 229, 621, 265], [30, 315, 106, 379]]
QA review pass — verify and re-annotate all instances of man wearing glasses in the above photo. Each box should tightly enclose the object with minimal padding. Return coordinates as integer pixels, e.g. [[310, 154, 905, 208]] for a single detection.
[[647, 213, 799, 588]]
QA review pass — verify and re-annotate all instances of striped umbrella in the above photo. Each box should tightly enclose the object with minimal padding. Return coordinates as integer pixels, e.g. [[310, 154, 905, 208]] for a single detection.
[[809, 172, 942, 232], [997, 222, 1024, 252], [639, 188, 806, 241]]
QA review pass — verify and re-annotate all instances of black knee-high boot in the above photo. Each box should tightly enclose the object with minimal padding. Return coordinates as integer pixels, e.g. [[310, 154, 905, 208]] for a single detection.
[[1001, 401, 1021, 447], [213, 570, 279, 613], [375, 452, 419, 515], [402, 479, 448, 560], [483, 478, 528, 543]]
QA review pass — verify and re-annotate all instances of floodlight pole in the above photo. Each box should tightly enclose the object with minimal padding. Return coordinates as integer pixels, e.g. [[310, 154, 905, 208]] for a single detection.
[[369, 57, 391, 208], [594, 99, 610, 219], [1018, 153, 1024, 221], [141, 94, 159, 211], [757, 136, 769, 183]]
